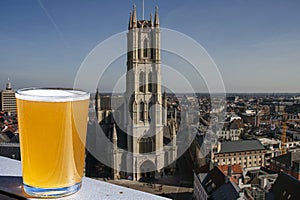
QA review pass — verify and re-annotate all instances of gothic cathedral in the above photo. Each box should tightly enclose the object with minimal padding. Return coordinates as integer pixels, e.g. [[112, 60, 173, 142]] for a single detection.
[[93, 6, 177, 181]]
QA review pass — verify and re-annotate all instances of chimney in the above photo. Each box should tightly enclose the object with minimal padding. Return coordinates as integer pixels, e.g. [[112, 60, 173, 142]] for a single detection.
[[228, 165, 232, 177]]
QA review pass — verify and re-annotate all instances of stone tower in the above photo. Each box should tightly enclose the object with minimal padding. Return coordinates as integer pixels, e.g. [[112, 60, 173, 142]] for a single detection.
[[124, 5, 165, 180]]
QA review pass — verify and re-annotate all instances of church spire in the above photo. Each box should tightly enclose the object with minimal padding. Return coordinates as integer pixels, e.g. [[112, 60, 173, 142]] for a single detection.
[[128, 11, 132, 30], [154, 6, 159, 27], [132, 5, 137, 28], [150, 13, 153, 26]]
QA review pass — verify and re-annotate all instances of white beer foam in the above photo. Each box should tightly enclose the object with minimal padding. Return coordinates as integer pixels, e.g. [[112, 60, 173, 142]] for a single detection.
[[15, 88, 90, 102]]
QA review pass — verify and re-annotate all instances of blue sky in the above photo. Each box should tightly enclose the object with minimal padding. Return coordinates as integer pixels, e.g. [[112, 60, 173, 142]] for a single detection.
[[0, 0, 300, 92]]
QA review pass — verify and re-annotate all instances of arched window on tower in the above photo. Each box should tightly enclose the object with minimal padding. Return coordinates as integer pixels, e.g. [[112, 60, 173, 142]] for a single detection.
[[148, 72, 152, 92], [133, 101, 137, 124], [148, 101, 153, 122], [143, 38, 148, 58], [139, 102, 145, 122], [139, 71, 145, 92], [139, 137, 153, 153]]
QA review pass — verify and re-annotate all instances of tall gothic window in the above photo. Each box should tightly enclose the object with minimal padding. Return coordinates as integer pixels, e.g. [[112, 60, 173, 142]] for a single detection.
[[148, 72, 152, 92], [151, 48, 154, 59], [143, 38, 148, 58], [139, 137, 153, 153], [139, 71, 145, 92], [139, 102, 144, 121], [148, 101, 153, 122]]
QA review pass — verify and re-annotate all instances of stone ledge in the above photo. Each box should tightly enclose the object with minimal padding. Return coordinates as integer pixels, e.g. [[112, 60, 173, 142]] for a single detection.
[[0, 156, 169, 200]]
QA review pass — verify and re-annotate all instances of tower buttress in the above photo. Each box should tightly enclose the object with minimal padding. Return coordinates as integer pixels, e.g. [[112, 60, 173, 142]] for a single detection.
[[162, 90, 167, 125]]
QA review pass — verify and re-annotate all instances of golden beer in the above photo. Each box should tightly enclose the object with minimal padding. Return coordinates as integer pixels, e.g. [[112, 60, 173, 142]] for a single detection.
[[16, 88, 89, 197]]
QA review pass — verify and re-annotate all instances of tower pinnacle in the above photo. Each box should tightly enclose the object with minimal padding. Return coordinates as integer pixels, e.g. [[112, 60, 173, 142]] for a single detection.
[[132, 5, 137, 28], [154, 6, 159, 27], [128, 12, 132, 29]]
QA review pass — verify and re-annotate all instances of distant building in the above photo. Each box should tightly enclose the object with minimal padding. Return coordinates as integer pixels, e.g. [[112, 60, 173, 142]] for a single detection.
[[241, 167, 278, 200], [217, 164, 243, 183], [0, 142, 20, 160], [0, 80, 16, 115], [212, 140, 266, 168], [241, 111, 261, 127], [258, 138, 281, 166], [270, 151, 300, 180], [193, 166, 241, 200], [216, 129, 243, 141], [270, 172, 300, 199]]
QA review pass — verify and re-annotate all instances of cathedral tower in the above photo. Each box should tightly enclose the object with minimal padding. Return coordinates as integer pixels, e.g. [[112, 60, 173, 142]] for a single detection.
[[125, 5, 165, 180]]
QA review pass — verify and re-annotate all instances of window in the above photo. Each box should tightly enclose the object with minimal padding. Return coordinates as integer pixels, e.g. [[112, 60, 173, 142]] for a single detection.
[[143, 38, 148, 58], [139, 102, 145, 122], [133, 102, 137, 124], [151, 48, 154, 59], [139, 137, 153, 153], [148, 72, 152, 92], [139, 71, 145, 92], [148, 101, 153, 122]]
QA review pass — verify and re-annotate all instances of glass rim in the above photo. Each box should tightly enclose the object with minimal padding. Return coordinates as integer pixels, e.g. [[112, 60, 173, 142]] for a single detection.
[[15, 87, 90, 102]]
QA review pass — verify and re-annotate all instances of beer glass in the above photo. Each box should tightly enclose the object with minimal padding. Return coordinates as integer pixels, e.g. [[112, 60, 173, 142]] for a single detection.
[[16, 88, 90, 197]]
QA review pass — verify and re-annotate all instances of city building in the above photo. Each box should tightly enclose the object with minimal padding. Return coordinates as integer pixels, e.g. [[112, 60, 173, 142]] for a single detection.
[[216, 129, 243, 141], [269, 150, 300, 180], [241, 110, 262, 128], [212, 140, 266, 168], [217, 164, 243, 183], [0, 80, 16, 115], [193, 166, 241, 200], [270, 172, 300, 199], [0, 110, 19, 161], [258, 138, 281, 166], [240, 167, 278, 200]]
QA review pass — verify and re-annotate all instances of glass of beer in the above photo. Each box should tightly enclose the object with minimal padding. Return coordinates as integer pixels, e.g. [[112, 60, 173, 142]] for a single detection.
[[16, 88, 90, 198]]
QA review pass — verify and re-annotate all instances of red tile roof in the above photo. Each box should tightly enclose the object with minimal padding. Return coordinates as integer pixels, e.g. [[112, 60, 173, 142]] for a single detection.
[[218, 164, 243, 174]]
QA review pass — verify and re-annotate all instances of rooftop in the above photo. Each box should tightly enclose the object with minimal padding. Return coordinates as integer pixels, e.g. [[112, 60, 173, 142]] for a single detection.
[[196, 166, 240, 199], [217, 164, 243, 174], [272, 151, 300, 166], [219, 140, 265, 154], [271, 172, 300, 199]]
